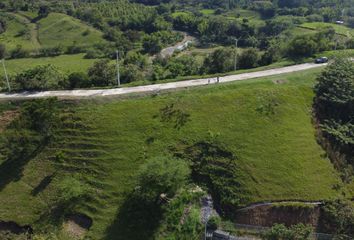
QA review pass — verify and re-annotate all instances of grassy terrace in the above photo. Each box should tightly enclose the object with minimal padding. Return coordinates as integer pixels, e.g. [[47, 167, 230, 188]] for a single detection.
[[0, 68, 345, 239]]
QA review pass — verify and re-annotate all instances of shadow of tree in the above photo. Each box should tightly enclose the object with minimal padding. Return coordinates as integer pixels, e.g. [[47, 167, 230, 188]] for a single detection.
[[104, 193, 162, 240], [31, 174, 54, 196], [0, 143, 46, 191]]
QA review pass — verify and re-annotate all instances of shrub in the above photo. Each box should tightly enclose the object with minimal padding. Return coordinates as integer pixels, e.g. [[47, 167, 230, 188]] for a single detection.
[[121, 64, 144, 83], [39, 45, 64, 57], [238, 48, 260, 69], [88, 59, 116, 86], [68, 72, 90, 89], [15, 65, 68, 90], [10, 45, 30, 59], [56, 175, 90, 206], [202, 47, 235, 74], [262, 223, 313, 240], [287, 35, 318, 58], [321, 199, 354, 235], [143, 34, 163, 54]]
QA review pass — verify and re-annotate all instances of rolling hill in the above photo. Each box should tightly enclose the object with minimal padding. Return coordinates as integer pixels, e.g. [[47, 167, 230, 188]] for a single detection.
[[0, 68, 344, 239], [0, 12, 106, 52]]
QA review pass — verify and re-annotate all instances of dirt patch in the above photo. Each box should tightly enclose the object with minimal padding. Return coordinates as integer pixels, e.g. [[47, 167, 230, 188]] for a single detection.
[[0, 110, 19, 132], [234, 204, 321, 230], [272, 79, 288, 84], [63, 214, 92, 239]]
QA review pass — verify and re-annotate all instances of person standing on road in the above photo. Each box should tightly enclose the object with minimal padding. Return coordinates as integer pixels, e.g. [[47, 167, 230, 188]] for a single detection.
[[217, 76, 220, 83]]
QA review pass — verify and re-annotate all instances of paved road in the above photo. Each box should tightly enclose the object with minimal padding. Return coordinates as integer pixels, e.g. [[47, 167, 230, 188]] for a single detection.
[[0, 62, 327, 100], [159, 31, 196, 58]]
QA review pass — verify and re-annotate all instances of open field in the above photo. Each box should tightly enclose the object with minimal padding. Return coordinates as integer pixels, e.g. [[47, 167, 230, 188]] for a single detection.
[[0, 68, 344, 239], [0, 54, 102, 76]]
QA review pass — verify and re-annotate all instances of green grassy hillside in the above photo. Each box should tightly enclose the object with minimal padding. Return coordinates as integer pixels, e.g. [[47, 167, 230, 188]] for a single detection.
[[0, 68, 344, 239], [0, 12, 106, 52], [0, 13, 40, 51], [300, 22, 354, 37], [38, 13, 105, 48]]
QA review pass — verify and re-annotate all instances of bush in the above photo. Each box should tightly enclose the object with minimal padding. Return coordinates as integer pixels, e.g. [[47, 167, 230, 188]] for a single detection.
[[39, 45, 64, 57], [263, 224, 313, 240], [143, 34, 163, 55], [238, 48, 260, 69], [121, 64, 144, 83], [88, 59, 116, 86], [202, 47, 235, 74], [15, 65, 68, 90], [321, 199, 354, 236], [10, 45, 30, 59], [136, 156, 190, 203], [68, 72, 90, 89], [287, 35, 318, 58]]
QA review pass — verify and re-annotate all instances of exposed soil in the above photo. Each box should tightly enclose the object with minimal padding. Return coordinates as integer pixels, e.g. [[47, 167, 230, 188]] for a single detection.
[[63, 214, 92, 239], [234, 203, 322, 230], [0, 110, 19, 132]]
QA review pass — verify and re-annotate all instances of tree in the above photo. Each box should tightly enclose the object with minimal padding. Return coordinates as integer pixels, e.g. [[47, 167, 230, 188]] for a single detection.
[[38, 5, 50, 19], [322, 199, 354, 236], [287, 35, 318, 58], [88, 60, 116, 86], [68, 72, 90, 89], [202, 47, 234, 74], [21, 98, 60, 137], [314, 58, 354, 120], [136, 157, 190, 203], [238, 48, 260, 69], [121, 64, 144, 83], [314, 59, 354, 177], [143, 35, 162, 54], [15, 64, 68, 90]]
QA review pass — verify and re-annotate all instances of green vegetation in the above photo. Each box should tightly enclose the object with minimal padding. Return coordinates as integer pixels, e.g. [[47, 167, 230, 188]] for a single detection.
[[262, 224, 313, 240], [0, 69, 344, 239], [321, 199, 354, 237], [314, 59, 354, 182], [301, 22, 354, 37], [0, 13, 40, 51], [38, 13, 105, 49], [0, 54, 101, 75]]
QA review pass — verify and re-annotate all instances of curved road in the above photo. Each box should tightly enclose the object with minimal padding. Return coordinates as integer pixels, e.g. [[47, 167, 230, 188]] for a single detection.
[[0, 63, 327, 100]]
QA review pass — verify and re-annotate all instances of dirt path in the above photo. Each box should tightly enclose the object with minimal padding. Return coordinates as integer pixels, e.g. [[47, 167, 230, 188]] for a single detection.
[[0, 62, 327, 100], [11, 13, 41, 49]]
